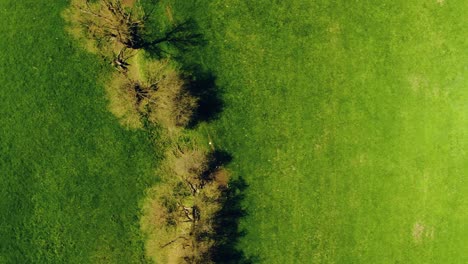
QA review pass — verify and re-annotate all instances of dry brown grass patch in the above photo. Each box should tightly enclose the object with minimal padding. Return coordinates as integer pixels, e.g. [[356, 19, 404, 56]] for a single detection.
[[412, 222, 425, 243], [168, 147, 208, 179], [412, 221, 435, 244]]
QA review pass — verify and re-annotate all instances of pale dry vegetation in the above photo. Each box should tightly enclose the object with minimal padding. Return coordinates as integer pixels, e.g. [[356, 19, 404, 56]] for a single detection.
[[141, 146, 230, 263], [105, 72, 144, 129], [65, 1, 197, 130], [64, 1, 232, 263], [142, 60, 198, 129], [106, 58, 197, 130], [63, 0, 146, 60]]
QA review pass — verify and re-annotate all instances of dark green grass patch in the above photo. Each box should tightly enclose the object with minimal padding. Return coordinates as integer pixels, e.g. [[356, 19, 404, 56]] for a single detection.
[[151, 0, 467, 263], [0, 1, 157, 263]]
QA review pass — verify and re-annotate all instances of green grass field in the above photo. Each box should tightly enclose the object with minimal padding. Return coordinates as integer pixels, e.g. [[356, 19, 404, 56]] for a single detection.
[[161, 0, 467, 263], [0, 1, 158, 263], [1, 0, 466, 263]]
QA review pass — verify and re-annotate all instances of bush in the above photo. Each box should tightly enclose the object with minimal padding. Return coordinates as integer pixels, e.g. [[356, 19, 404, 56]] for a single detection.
[[141, 147, 230, 263], [105, 73, 144, 129], [105, 59, 197, 130], [143, 60, 198, 129], [63, 0, 146, 56]]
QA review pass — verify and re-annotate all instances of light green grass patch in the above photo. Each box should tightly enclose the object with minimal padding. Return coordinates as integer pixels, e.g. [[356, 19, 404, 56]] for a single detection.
[[149, 0, 468, 263]]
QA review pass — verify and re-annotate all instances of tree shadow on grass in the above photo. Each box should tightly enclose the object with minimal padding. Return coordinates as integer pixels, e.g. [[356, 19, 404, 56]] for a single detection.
[[204, 150, 258, 263], [185, 67, 224, 127], [142, 18, 223, 127], [212, 176, 258, 264], [143, 19, 205, 60]]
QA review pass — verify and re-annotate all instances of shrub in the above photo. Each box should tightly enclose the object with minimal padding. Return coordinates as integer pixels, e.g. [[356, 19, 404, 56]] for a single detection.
[[63, 0, 146, 55], [141, 148, 230, 263], [105, 59, 197, 130], [143, 61, 198, 129], [105, 73, 143, 129]]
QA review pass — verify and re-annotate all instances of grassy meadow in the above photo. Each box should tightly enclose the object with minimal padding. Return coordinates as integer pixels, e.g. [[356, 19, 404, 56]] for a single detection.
[[0, 0, 466, 264], [0, 1, 157, 263], [154, 0, 467, 263]]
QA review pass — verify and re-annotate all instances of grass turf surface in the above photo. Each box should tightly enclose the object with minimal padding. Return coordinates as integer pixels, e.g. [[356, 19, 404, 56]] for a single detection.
[[0, 1, 157, 263], [0, 0, 466, 263], [157, 0, 467, 263]]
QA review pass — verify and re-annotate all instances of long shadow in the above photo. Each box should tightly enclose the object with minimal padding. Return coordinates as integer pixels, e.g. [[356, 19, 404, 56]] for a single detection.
[[142, 19, 205, 60], [185, 67, 224, 127], [212, 177, 257, 264], [202, 150, 256, 263]]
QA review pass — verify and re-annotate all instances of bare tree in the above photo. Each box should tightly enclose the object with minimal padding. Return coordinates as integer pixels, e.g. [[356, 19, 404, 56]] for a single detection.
[[65, 0, 203, 62], [71, 0, 147, 49]]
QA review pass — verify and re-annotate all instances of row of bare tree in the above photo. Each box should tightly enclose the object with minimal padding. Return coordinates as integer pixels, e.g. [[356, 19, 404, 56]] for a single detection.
[[65, 1, 233, 263]]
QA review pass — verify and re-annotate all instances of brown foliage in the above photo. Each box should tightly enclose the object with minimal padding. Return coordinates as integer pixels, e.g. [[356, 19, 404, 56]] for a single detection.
[[64, 0, 146, 53], [143, 61, 198, 129], [141, 147, 230, 263], [212, 168, 230, 188], [105, 59, 197, 129], [106, 72, 143, 129]]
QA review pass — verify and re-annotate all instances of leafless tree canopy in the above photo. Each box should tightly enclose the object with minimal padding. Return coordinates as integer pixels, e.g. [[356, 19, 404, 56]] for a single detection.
[[73, 0, 146, 49], [66, 0, 202, 64], [141, 148, 231, 263]]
